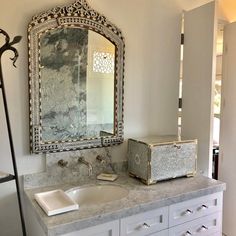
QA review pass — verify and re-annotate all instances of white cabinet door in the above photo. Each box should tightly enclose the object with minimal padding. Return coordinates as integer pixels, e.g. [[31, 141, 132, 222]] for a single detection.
[[181, 1, 218, 177], [219, 20, 236, 236], [62, 220, 119, 236]]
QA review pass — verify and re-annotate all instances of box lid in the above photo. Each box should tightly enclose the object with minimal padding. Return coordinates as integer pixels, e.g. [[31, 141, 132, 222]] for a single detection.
[[129, 135, 197, 146]]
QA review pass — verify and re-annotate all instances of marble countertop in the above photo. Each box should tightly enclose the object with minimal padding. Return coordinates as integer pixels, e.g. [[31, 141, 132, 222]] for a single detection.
[[24, 174, 225, 236]]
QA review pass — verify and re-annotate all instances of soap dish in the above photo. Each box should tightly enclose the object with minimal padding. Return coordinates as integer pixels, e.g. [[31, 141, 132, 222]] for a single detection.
[[97, 173, 118, 181], [35, 189, 79, 216]]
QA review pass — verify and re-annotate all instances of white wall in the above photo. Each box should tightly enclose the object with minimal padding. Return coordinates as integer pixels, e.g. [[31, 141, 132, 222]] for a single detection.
[[0, 0, 211, 235], [219, 21, 236, 236]]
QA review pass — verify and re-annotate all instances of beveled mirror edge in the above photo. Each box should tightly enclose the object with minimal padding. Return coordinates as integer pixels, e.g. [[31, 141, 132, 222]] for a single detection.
[[28, 0, 125, 154]]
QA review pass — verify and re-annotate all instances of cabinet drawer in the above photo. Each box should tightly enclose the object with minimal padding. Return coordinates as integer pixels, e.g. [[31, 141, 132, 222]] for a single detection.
[[169, 192, 223, 227], [209, 232, 222, 236], [149, 229, 169, 236], [62, 220, 119, 236], [169, 212, 222, 236], [120, 207, 168, 236]]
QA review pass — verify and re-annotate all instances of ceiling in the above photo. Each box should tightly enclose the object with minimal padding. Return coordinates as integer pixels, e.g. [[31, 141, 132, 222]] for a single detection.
[[219, 0, 236, 22], [176, 0, 236, 22]]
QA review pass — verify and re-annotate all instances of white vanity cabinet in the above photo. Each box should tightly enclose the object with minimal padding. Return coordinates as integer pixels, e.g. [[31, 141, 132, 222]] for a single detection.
[[60, 192, 223, 236]]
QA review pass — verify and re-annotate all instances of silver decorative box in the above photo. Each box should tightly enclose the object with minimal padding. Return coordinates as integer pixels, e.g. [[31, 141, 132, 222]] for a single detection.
[[128, 136, 197, 185]]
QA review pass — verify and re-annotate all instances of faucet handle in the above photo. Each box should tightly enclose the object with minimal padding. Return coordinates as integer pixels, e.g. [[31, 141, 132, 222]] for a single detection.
[[96, 155, 106, 164]]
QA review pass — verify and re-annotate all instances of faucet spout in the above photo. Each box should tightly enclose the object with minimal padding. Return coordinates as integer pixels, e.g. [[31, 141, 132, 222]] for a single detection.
[[78, 157, 93, 176]]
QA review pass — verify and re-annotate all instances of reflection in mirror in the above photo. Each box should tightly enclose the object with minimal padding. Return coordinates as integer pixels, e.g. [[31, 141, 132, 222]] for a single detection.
[[28, 0, 125, 153], [40, 28, 115, 142], [86, 31, 115, 138]]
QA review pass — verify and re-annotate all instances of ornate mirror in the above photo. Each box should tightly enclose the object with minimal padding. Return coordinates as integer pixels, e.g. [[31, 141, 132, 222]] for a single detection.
[[28, 0, 125, 153]]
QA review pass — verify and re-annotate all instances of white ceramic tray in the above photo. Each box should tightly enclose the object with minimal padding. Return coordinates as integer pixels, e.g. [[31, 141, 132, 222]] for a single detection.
[[35, 189, 79, 216]]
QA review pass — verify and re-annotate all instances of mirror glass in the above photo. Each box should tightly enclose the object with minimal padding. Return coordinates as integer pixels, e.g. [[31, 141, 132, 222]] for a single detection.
[[28, 0, 125, 153], [40, 28, 115, 142]]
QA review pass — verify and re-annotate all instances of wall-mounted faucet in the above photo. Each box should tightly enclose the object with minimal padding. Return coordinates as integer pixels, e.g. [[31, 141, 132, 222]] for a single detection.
[[96, 154, 116, 173], [78, 157, 93, 176]]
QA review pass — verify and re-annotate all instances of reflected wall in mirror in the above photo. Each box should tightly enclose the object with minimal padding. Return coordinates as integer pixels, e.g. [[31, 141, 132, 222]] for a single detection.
[[28, 0, 125, 153]]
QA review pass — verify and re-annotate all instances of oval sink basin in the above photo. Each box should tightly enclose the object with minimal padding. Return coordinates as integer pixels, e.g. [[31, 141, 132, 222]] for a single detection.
[[66, 185, 129, 205]]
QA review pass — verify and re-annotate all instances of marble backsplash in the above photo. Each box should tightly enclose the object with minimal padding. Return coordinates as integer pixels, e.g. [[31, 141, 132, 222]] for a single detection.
[[23, 147, 127, 189]]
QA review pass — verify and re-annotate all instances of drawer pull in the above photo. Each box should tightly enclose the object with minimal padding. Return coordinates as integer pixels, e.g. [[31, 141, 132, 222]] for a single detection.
[[200, 204, 208, 210], [184, 231, 192, 236], [141, 222, 151, 229], [184, 209, 193, 215], [173, 144, 181, 149], [199, 225, 208, 232]]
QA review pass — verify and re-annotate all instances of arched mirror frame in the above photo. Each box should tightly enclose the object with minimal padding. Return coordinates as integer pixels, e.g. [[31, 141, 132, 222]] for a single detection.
[[28, 0, 125, 153]]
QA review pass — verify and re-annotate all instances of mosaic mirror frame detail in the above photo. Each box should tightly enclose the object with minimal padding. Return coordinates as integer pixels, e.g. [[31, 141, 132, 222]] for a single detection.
[[28, 0, 125, 153]]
